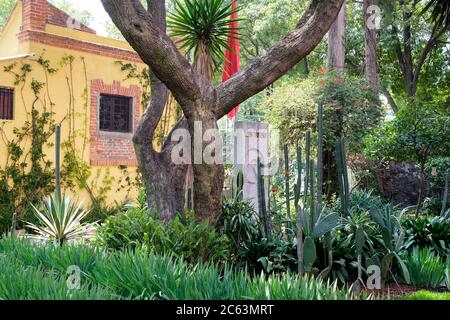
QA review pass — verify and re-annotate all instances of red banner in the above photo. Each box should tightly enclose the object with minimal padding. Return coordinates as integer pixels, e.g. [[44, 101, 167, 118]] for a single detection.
[[222, 0, 241, 120]]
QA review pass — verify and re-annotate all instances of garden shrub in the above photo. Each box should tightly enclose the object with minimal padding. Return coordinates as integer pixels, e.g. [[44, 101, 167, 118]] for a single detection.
[[403, 247, 446, 288], [0, 237, 368, 300], [95, 207, 231, 264], [402, 216, 450, 257], [217, 197, 261, 253], [238, 235, 298, 275]]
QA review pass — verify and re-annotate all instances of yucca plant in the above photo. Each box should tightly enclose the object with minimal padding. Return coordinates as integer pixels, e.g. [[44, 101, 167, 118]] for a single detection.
[[168, 0, 241, 81], [26, 195, 94, 245]]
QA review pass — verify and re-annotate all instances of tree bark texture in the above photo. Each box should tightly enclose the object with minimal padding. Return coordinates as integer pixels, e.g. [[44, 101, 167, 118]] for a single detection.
[[102, 0, 346, 220], [364, 0, 380, 85], [327, 0, 346, 72]]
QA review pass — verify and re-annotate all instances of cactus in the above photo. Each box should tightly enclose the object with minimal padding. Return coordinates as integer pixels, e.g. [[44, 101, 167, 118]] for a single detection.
[[257, 157, 270, 238], [441, 170, 449, 218], [55, 124, 61, 202], [336, 138, 349, 216], [293, 123, 339, 276], [283, 144, 292, 225], [186, 188, 193, 211], [317, 102, 323, 221], [231, 170, 244, 200], [303, 236, 316, 273], [294, 145, 303, 276], [303, 131, 311, 206], [309, 159, 315, 230], [10, 212, 17, 237], [355, 227, 365, 282]]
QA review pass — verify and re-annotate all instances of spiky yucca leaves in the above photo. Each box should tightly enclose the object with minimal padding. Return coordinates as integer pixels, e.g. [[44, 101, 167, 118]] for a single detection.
[[421, 0, 450, 31], [168, 0, 241, 81], [27, 195, 94, 245]]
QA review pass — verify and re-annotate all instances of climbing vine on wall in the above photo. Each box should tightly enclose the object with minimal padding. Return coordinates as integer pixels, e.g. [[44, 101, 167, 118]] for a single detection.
[[0, 54, 57, 231], [0, 52, 145, 233]]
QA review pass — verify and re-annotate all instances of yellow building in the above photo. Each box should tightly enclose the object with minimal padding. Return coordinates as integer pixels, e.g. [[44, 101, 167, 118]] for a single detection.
[[0, 0, 177, 209]]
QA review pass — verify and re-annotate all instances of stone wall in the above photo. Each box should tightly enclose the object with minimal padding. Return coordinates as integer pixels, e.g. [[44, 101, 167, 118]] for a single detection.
[[376, 161, 429, 206]]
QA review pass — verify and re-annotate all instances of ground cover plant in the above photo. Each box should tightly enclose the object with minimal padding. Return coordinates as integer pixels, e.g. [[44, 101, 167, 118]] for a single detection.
[[0, 236, 370, 300]]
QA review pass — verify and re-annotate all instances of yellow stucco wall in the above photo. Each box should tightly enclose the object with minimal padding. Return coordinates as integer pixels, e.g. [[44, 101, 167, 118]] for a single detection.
[[0, 2, 23, 57], [0, 3, 179, 208]]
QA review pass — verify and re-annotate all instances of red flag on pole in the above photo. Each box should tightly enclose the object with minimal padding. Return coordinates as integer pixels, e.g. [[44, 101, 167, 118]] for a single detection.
[[222, 0, 241, 120]]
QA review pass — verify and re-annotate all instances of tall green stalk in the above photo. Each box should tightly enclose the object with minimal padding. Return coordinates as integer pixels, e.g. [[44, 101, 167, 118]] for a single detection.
[[257, 157, 270, 238], [294, 146, 304, 276], [317, 103, 323, 220], [55, 124, 61, 203], [284, 144, 292, 225], [441, 170, 449, 217], [336, 138, 349, 216]]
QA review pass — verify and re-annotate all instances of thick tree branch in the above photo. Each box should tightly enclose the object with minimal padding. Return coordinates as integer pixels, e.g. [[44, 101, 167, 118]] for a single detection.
[[215, 0, 345, 118], [413, 25, 447, 91], [101, 0, 202, 109]]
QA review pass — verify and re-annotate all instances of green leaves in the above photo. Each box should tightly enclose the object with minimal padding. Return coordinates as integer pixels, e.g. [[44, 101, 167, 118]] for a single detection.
[[310, 213, 339, 239], [0, 237, 367, 300], [26, 195, 94, 245], [404, 247, 446, 288], [303, 236, 316, 272], [168, 0, 241, 71]]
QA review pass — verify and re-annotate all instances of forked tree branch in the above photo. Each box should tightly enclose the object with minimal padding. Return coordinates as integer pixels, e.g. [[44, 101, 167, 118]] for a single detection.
[[101, 0, 202, 109], [102, 0, 345, 119]]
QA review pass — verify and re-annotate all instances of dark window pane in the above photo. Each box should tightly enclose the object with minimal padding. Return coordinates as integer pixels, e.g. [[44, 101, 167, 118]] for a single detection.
[[99, 94, 132, 133], [0, 87, 14, 120]]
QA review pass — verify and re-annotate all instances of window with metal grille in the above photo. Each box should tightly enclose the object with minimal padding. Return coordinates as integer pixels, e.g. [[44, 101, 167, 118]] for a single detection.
[[0, 87, 14, 120], [99, 94, 132, 133]]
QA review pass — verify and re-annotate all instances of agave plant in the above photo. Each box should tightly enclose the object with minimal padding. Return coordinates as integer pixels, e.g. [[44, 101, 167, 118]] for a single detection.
[[168, 0, 241, 81], [26, 195, 94, 245]]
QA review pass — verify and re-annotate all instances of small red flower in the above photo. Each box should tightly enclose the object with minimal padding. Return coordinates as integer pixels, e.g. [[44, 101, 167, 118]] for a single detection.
[[271, 188, 278, 193], [320, 79, 326, 89], [333, 76, 341, 84], [318, 67, 327, 75]]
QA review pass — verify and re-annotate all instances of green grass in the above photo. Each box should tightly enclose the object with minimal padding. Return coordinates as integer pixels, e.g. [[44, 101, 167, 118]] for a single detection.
[[401, 290, 450, 300], [0, 236, 371, 300]]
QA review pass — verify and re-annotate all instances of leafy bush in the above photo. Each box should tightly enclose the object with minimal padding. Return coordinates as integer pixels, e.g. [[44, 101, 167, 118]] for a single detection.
[[95, 207, 231, 264], [94, 206, 154, 251], [217, 197, 261, 253], [239, 236, 297, 274], [402, 216, 450, 257], [404, 247, 446, 288], [0, 237, 369, 300]]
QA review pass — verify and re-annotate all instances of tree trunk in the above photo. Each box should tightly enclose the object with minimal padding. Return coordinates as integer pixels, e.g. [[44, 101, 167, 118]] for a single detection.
[[364, 0, 379, 85], [102, 0, 346, 221], [188, 107, 225, 221], [133, 0, 188, 220], [327, 0, 346, 72], [324, 0, 346, 199], [133, 73, 189, 220]]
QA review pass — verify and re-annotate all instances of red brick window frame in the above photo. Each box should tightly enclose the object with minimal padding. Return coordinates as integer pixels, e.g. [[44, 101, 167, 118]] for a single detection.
[[90, 80, 141, 167]]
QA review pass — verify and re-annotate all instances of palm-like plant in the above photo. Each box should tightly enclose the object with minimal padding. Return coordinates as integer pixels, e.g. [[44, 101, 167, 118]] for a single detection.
[[27, 195, 94, 245], [421, 0, 450, 31], [168, 0, 241, 82]]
